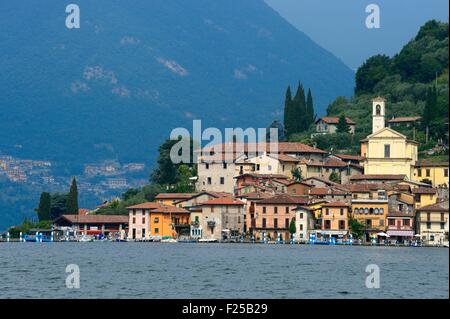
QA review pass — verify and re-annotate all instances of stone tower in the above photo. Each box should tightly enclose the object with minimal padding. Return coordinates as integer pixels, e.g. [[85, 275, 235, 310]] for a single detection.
[[372, 97, 385, 134]]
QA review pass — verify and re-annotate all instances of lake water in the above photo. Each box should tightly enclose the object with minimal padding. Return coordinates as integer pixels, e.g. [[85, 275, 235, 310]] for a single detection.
[[0, 243, 448, 299]]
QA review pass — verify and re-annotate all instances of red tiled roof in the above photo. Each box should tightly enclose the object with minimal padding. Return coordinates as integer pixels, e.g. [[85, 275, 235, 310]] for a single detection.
[[304, 176, 340, 186], [149, 206, 190, 214], [201, 142, 326, 155], [235, 173, 289, 180], [321, 201, 350, 207], [275, 154, 301, 162], [316, 117, 355, 125], [309, 187, 349, 196], [388, 116, 421, 123], [201, 198, 245, 205], [155, 193, 198, 200], [257, 194, 308, 205], [78, 208, 91, 216], [415, 159, 449, 167], [335, 154, 365, 162], [416, 200, 449, 212], [350, 174, 407, 181], [56, 214, 128, 224], [237, 191, 273, 200], [126, 202, 163, 209], [412, 187, 437, 195]]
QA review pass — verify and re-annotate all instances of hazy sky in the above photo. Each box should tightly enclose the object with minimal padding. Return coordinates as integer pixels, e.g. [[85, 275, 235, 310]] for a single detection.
[[265, 0, 449, 70]]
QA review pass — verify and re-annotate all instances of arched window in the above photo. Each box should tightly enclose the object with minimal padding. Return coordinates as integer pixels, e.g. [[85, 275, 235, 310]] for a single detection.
[[380, 208, 384, 214], [369, 208, 374, 214], [364, 208, 369, 214], [374, 208, 379, 215], [376, 104, 381, 115]]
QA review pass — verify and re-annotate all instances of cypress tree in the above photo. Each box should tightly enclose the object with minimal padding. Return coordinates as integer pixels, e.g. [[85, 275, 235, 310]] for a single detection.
[[293, 82, 306, 132], [306, 88, 315, 128], [36, 192, 51, 221], [336, 115, 351, 133], [67, 177, 79, 214], [283, 85, 294, 137]]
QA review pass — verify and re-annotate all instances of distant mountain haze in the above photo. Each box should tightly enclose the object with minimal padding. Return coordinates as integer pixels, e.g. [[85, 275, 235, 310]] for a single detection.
[[0, 0, 354, 169]]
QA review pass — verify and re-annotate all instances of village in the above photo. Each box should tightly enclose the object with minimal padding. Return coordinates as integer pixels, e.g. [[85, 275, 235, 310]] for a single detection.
[[2, 98, 449, 247]]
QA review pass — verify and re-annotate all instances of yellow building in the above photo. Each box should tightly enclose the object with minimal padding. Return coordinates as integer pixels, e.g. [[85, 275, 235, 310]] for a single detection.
[[416, 200, 449, 246], [360, 97, 418, 180], [351, 199, 388, 241], [413, 187, 438, 209], [413, 160, 449, 187]]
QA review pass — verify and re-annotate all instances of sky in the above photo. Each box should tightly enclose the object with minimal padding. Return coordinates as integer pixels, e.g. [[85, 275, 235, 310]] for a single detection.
[[265, 0, 449, 70]]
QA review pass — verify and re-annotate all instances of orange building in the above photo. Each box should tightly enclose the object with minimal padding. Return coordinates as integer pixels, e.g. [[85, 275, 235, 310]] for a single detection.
[[320, 201, 350, 233], [351, 199, 388, 241]]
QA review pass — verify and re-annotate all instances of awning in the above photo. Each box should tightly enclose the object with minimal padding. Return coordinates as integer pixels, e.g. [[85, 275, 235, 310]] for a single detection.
[[387, 230, 414, 237]]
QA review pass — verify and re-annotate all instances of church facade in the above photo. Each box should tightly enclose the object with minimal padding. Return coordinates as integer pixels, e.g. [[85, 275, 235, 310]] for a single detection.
[[360, 97, 418, 180]]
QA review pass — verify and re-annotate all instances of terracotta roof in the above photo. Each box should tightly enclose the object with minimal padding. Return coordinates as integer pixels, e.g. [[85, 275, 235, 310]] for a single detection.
[[235, 173, 289, 180], [201, 142, 326, 156], [272, 178, 292, 186], [201, 198, 245, 205], [321, 201, 350, 207], [350, 174, 407, 181], [78, 208, 91, 216], [415, 159, 449, 167], [127, 202, 163, 209], [257, 194, 308, 205], [275, 153, 302, 162], [149, 206, 190, 214], [304, 176, 340, 186], [56, 214, 128, 224], [388, 116, 421, 123], [316, 116, 355, 125], [155, 193, 198, 200], [309, 187, 349, 196], [237, 191, 272, 200], [287, 181, 313, 187], [416, 200, 449, 212], [412, 187, 437, 195], [334, 154, 365, 162]]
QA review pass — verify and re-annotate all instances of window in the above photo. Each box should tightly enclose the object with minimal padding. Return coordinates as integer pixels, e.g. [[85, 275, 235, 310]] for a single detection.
[[300, 224, 303, 231], [427, 213, 431, 221], [325, 208, 330, 215], [445, 169, 449, 177], [207, 177, 212, 185], [274, 218, 278, 229], [142, 228, 146, 238], [274, 207, 278, 214], [366, 219, 372, 227], [426, 169, 430, 177], [403, 219, 410, 226], [268, 165, 272, 171], [384, 144, 390, 158], [223, 163, 227, 169], [142, 217, 145, 224], [398, 204, 403, 211], [324, 220, 331, 229], [285, 207, 289, 214], [300, 213, 304, 219], [376, 104, 381, 115], [426, 222, 431, 229], [262, 207, 266, 214], [132, 228, 136, 239], [256, 164, 260, 171], [339, 220, 345, 230], [238, 216, 241, 223], [133, 210, 136, 216], [154, 228, 159, 234], [154, 217, 159, 223], [132, 217, 136, 224], [205, 163, 210, 169], [379, 219, 384, 226], [441, 213, 445, 222], [220, 177, 225, 185], [388, 219, 395, 226], [417, 169, 422, 177], [441, 222, 445, 230], [340, 208, 344, 216], [285, 218, 289, 228], [262, 218, 266, 228]]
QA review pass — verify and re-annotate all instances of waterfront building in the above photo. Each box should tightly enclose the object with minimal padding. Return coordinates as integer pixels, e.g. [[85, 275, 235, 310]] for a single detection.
[[296, 157, 363, 184], [200, 197, 245, 241], [386, 192, 415, 242], [416, 200, 449, 246], [294, 206, 315, 243], [173, 191, 232, 208], [360, 97, 418, 180], [127, 202, 190, 240], [315, 116, 356, 135], [319, 201, 350, 240], [413, 160, 449, 187], [351, 198, 388, 242], [252, 194, 308, 241], [237, 191, 273, 237], [53, 214, 128, 238]]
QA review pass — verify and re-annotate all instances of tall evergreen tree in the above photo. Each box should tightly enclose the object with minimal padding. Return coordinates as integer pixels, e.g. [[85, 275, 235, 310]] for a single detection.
[[422, 85, 437, 128], [66, 177, 79, 214], [283, 85, 294, 137], [306, 88, 315, 127], [293, 82, 306, 132], [36, 192, 51, 221], [336, 115, 351, 133]]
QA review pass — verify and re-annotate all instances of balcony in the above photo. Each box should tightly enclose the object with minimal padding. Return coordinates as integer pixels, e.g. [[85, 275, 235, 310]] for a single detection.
[[207, 221, 216, 228]]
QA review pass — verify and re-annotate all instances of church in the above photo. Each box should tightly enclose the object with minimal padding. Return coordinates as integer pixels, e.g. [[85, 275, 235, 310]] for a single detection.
[[360, 97, 418, 180]]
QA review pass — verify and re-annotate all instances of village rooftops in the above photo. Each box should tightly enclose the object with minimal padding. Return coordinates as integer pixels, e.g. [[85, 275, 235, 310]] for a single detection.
[[201, 198, 245, 205], [126, 202, 164, 210], [236, 191, 273, 200], [149, 205, 190, 214], [309, 187, 350, 196], [388, 116, 422, 123], [315, 117, 355, 125], [350, 174, 407, 181], [412, 187, 437, 195], [256, 194, 308, 205], [303, 176, 341, 187], [173, 191, 233, 204], [333, 154, 365, 162], [200, 142, 327, 156], [234, 173, 289, 180], [321, 201, 350, 207], [416, 200, 449, 212]]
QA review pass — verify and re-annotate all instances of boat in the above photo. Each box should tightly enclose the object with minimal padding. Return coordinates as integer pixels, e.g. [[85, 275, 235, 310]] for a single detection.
[[198, 238, 218, 243], [161, 238, 178, 243]]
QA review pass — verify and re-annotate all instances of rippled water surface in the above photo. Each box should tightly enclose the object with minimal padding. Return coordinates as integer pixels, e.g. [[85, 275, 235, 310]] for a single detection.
[[0, 243, 448, 298]]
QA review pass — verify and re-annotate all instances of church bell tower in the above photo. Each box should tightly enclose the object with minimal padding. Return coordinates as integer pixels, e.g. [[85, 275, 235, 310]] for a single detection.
[[372, 97, 385, 134]]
